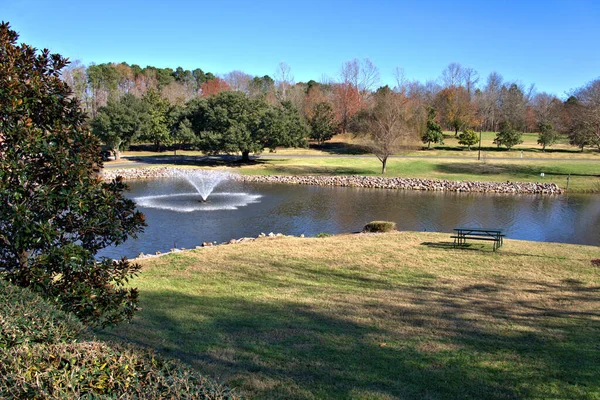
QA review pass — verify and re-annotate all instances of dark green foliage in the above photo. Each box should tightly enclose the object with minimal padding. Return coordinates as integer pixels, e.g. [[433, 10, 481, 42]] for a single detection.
[[309, 102, 336, 144], [0, 280, 238, 399], [363, 221, 397, 232], [261, 101, 309, 149], [91, 94, 148, 159], [458, 128, 479, 150], [537, 122, 559, 151], [494, 122, 523, 149], [0, 280, 84, 349], [421, 107, 444, 149], [0, 341, 240, 399], [142, 88, 172, 151], [316, 232, 333, 238], [0, 22, 145, 327], [188, 91, 307, 162]]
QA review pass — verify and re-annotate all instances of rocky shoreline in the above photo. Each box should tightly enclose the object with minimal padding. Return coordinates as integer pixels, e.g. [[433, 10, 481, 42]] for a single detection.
[[102, 167, 562, 195]]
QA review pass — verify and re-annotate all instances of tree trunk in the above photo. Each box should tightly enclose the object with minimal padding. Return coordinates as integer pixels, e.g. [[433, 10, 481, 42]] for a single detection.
[[381, 157, 387, 174], [241, 150, 250, 163], [428, 141, 431, 149], [114, 149, 121, 160]]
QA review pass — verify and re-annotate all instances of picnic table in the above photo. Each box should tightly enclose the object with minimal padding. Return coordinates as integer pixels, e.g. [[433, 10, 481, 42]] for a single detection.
[[452, 227, 505, 251]]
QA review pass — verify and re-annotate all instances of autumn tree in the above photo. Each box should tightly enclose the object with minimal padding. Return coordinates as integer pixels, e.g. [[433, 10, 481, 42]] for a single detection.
[[0, 22, 145, 327], [436, 86, 476, 135], [199, 77, 230, 97], [351, 86, 418, 174]]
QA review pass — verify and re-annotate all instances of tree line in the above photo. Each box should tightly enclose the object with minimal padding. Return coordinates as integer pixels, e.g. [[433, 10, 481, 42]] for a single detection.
[[65, 59, 600, 166]]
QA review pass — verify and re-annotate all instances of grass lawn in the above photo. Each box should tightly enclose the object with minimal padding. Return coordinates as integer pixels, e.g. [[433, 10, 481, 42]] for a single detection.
[[236, 158, 600, 193], [100, 232, 600, 399]]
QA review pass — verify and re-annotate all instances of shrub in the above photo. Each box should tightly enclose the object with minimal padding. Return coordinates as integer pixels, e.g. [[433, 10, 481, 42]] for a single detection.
[[0, 280, 240, 399], [0, 341, 241, 399], [316, 232, 333, 238], [0, 280, 84, 349], [363, 221, 397, 233]]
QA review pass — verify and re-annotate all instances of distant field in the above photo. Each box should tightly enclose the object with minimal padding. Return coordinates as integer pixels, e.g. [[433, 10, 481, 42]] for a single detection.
[[100, 232, 600, 399], [120, 132, 600, 160], [234, 158, 599, 193]]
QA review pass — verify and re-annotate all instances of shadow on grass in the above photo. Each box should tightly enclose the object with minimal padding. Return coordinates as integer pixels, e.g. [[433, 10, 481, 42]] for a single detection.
[[101, 277, 600, 399], [421, 241, 493, 252], [309, 142, 371, 155], [125, 154, 270, 169]]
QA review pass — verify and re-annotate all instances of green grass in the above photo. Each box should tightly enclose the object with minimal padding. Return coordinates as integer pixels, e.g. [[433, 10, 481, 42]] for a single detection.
[[237, 158, 600, 192], [100, 233, 600, 399]]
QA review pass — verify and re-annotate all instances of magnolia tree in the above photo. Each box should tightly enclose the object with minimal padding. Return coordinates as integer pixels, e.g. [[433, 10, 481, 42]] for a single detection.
[[0, 23, 146, 327]]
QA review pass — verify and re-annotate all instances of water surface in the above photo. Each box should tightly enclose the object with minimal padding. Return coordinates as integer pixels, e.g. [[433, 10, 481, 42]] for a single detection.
[[99, 178, 600, 259]]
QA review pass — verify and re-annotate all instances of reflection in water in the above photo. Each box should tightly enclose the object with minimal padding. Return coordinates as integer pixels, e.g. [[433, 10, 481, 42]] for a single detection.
[[98, 179, 600, 259]]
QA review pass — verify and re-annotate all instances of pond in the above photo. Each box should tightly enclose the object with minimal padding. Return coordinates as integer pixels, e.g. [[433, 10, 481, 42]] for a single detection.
[[99, 177, 600, 259]]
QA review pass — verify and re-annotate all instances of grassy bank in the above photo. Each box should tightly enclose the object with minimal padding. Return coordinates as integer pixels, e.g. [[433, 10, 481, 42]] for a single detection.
[[101, 232, 600, 399], [236, 158, 599, 193]]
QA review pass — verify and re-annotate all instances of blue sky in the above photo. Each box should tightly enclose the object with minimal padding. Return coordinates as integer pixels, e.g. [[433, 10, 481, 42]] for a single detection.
[[2, 0, 599, 97]]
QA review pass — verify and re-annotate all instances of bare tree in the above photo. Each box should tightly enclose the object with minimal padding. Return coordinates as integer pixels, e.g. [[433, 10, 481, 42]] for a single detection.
[[162, 81, 195, 105], [359, 58, 380, 94], [441, 62, 463, 88], [222, 70, 252, 93], [479, 72, 504, 131], [461, 67, 480, 98], [393, 66, 407, 95], [340, 58, 380, 94], [354, 87, 419, 173], [570, 79, 600, 148], [60, 60, 90, 111], [275, 62, 294, 101]]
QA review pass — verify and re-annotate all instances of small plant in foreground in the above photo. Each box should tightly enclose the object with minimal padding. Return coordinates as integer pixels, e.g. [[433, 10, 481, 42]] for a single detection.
[[363, 221, 397, 233]]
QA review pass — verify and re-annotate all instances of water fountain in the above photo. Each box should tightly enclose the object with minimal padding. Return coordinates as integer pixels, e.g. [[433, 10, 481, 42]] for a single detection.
[[133, 169, 261, 212], [174, 169, 230, 202]]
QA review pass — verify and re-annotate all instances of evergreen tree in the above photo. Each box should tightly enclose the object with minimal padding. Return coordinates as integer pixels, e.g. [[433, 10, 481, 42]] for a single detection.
[[0, 23, 145, 327], [421, 107, 444, 149], [309, 102, 336, 145], [494, 122, 523, 149], [458, 129, 479, 150], [537, 122, 559, 151]]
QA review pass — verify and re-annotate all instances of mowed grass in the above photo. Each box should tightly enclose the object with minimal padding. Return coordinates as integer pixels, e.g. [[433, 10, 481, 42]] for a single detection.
[[238, 158, 600, 192], [101, 232, 600, 399]]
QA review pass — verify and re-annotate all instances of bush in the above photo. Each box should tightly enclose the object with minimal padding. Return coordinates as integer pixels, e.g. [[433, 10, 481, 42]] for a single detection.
[[363, 221, 397, 233], [0, 280, 240, 399], [316, 232, 333, 238], [0, 341, 240, 399], [0, 280, 84, 349]]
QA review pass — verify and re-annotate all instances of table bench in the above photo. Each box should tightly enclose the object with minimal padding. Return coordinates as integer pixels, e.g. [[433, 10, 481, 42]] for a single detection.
[[452, 227, 505, 251]]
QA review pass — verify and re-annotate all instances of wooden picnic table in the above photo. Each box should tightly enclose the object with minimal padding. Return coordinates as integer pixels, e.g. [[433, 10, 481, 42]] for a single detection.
[[452, 227, 505, 251]]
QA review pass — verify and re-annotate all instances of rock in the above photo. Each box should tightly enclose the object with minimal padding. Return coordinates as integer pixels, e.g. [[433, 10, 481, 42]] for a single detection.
[[228, 239, 237, 244], [300, 234, 305, 238]]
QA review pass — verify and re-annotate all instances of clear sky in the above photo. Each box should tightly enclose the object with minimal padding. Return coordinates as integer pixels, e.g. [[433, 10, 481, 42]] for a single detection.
[[2, 0, 599, 98]]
